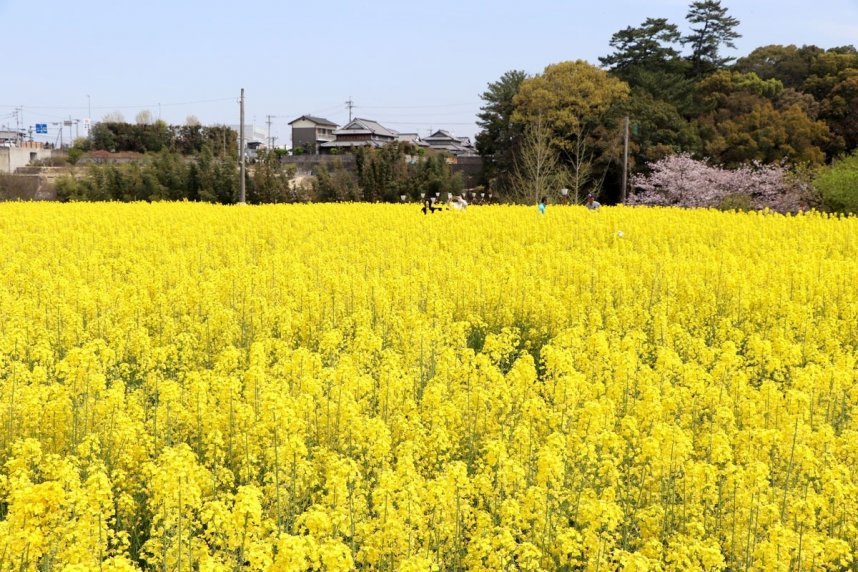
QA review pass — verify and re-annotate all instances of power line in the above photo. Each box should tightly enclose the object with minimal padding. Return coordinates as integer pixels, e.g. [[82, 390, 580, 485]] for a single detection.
[[357, 102, 479, 109], [1, 98, 481, 140], [364, 110, 479, 118], [310, 103, 345, 116], [372, 120, 476, 126], [0, 96, 235, 111]]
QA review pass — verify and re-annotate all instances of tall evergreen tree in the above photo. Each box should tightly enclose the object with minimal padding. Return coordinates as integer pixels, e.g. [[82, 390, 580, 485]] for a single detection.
[[475, 70, 528, 193], [600, 17, 683, 75], [601, 17, 693, 112], [682, 0, 741, 76]]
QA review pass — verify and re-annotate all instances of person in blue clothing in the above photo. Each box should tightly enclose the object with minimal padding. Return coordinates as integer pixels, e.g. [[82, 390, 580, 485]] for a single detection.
[[538, 196, 547, 215]]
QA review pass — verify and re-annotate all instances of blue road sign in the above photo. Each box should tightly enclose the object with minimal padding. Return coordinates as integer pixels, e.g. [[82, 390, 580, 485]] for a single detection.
[[35, 123, 48, 134]]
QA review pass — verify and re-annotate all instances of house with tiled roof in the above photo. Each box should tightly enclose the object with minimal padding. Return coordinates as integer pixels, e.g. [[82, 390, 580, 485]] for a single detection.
[[422, 129, 477, 156], [289, 115, 338, 154], [320, 118, 399, 153]]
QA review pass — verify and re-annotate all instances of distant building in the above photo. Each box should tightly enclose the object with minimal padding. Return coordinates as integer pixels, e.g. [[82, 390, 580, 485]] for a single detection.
[[0, 129, 25, 146], [0, 139, 52, 173], [289, 115, 337, 154], [395, 132, 427, 147], [228, 124, 267, 159], [321, 118, 398, 153], [229, 124, 267, 144], [422, 129, 477, 156]]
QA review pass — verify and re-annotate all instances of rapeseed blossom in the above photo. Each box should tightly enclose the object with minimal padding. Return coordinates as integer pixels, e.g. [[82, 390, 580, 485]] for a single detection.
[[0, 202, 855, 571]]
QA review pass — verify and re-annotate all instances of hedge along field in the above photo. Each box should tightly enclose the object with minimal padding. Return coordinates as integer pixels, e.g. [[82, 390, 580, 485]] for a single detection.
[[0, 202, 856, 572]]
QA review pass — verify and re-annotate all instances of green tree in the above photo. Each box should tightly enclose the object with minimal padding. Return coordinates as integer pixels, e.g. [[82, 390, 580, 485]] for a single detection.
[[89, 123, 117, 152], [188, 143, 239, 203], [202, 126, 238, 159], [354, 143, 414, 202], [813, 149, 858, 213], [820, 69, 858, 152], [734, 44, 811, 89], [621, 90, 699, 167], [601, 18, 694, 115], [402, 154, 456, 201], [355, 145, 390, 202], [148, 150, 188, 200], [174, 124, 204, 155], [735, 44, 858, 103], [734, 45, 858, 157], [475, 70, 528, 194], [140, 120, 172, 153], [801, 45, 858, 100], [693, 69, 784, 112], [693, 70, 830, 165], [186, 146, 216, 201], [682, 0, 741, 76], [67, 138, 90, 165], [249, 151, 299, 203], [512, 60, 630, 198], [312, 161, 360, 202], [214, 157, 239, 203], [600, 17, 683, 75]]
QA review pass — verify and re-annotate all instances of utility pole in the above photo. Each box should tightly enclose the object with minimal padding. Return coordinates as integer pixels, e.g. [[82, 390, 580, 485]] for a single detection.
[[266, 114, 281, 150], [345, 97, 354, 122], [53, 122, 63, 148], [239, 88, 246, 204], [621, 115, 629, 203]]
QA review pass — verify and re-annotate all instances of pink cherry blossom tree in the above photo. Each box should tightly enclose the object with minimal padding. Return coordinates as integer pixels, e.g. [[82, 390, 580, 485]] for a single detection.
[[629, 153, 814, 212]]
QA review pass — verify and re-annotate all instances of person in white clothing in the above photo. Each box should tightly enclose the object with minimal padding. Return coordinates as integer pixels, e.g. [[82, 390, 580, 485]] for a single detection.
[[586, 193, 601, 210]]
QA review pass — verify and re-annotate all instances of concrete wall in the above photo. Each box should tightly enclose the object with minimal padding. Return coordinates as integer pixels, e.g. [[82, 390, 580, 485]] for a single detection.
[[0, 145, 52, 173], [0, 174, 57, 201], [290, 119, 317, 129], [291, 127, 319, 154], [450, 156, 483, 188]]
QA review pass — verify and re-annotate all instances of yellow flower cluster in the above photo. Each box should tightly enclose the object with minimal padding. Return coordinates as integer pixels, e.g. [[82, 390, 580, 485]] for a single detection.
[[0, 202, 856, 571]]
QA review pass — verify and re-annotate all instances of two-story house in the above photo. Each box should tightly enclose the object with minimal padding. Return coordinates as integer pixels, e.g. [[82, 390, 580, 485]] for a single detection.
[[288, 115, 338, 154]]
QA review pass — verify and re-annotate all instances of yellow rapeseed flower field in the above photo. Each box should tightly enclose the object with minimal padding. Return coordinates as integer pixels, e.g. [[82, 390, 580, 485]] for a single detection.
[[0, 202, 856, 571]]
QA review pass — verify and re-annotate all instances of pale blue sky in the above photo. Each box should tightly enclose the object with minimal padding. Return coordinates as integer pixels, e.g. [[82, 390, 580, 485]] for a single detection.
[[2, 0, 857, 147]]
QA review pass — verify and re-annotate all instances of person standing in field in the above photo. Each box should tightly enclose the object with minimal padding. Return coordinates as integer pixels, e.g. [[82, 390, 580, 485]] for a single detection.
[[586, 193, 601, 210], [450, 195, 468, 210], [538, 196, 548, 215]]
